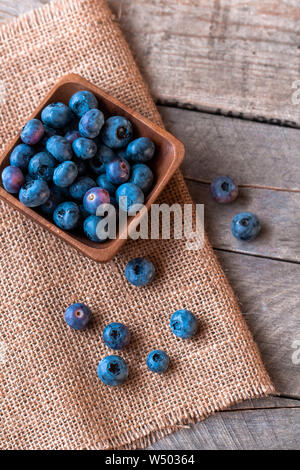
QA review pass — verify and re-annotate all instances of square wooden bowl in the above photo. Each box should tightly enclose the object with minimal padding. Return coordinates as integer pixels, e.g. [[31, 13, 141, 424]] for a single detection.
[[0, 74, 185, 262]]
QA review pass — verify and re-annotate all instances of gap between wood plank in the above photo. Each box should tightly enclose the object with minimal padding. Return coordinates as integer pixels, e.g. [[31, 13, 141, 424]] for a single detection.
[[185, 177, 300, 194], [213, 246, 300, 266], [157, 100, 300, 130]]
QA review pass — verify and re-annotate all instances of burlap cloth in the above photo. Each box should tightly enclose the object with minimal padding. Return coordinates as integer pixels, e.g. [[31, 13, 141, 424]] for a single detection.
[[0, 0, 274, 450]]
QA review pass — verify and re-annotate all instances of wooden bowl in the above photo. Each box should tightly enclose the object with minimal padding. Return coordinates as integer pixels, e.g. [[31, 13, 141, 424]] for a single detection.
[[0, 74, 185, 262]]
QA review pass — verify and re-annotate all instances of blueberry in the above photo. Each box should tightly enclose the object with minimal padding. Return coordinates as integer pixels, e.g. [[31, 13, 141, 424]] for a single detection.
[[1, 166, 24, 193], [53, 201, 80, 230], [96, 174, 116, 196], [53, 161, 78, 188], [126, 137, 155, 162], [101, 116, 133, 149], [88, 144, 116, 175], [146, 350, 169, 374], [19, 178, 50, 207], [97, 355, 128, 386], [65, 303, 92, 330], [79, 109, 104, 139], [28, 151, 56, 182], [124, 257, 155, 287], [46, 136, 73, 162], [103, 323, 130, 350], [41, 102, 73, 129], [69, 91, 99, 118], [21, 119, 44, 145], [40, 185, 64, 216], [210, 176, 238, 203], [9, 144, 35, 170], [83, 215, 108, 242], [64, 129, 81, 144], [170, 310, 198, 339], [69, 176, 96, 201], [130, 163, 153, 193], [83, 187, 110, 215], [231, 212, 261, 241], [115, 182, 144, 213], [106, 158, 130, 185], [72, 137, 97, 160]]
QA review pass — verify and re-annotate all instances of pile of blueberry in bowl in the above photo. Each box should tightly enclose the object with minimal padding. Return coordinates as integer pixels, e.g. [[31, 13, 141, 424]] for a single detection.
[[1, 90, 156, 243]]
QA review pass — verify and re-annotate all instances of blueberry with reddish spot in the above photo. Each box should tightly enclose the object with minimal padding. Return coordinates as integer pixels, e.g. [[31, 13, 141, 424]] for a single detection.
[[1, 166, 24, 193], [79, 109, 104, 139], [72, 137, 97, 160], [146, 350, 169, 374], [96, 174, 116, 196], [41, 102, 73, 129], [210, 176, 238, 204], [101, 116, 133, 149], [28, 151, 56, 182], [115, 182, 144, 213], [103, 322, 130, 350], [53, 161, 78, 188], [69, 91, 99, 118], [53, 201, 80, 230], [64, 129, 81, 144], [69, 176, 96, 201], [231, 212, 261, 241], [19, 178, 50, 207], [124, 257, 155, 287], [130, 163, 153, 193], [88, 144, 116, 175], [170, 310, 198, 339], [9, 144, 35, 170], [65, 303, 92, 330], [21, 119, 44, 145], [106, 158, 130, 185], [83, 187, 110, 215], [126, 137, 155, 162], [46, 135, 73, 163], [97, 355, 128, 386]]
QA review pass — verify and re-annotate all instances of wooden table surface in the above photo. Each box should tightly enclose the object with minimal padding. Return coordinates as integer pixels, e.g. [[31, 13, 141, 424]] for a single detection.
[[1, 0, 300, 450]]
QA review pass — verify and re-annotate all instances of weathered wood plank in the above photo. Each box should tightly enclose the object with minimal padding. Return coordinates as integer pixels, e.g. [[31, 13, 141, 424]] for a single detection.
[[188, 181, 300, 262], [1, 1, 300, 125], [159, 105, 300, 191], [108, 0, 300, 127], [215, 251, 300, 398], [158, 105, 300, 262], [148, 407, 300, 450]]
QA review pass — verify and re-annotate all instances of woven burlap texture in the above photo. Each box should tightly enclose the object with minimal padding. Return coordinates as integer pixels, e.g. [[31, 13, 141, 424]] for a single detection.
[[0, 0, 274, 450]]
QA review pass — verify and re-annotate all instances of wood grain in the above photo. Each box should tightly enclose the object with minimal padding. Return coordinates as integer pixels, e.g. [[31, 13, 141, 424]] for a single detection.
[[109, 0, 300, 127], [148, 407, 300, 450], [159, 105, 300, 262], [188, 182, 300, 262], [159, 106, 300, 191], [215, 251, 300, 398]]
